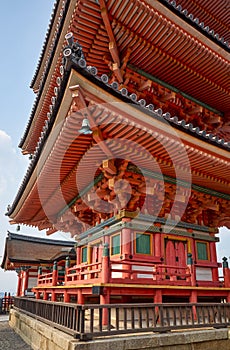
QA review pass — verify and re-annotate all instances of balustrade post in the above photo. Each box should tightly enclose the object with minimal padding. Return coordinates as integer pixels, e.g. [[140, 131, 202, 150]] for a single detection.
[[52, 261, 58, 286]]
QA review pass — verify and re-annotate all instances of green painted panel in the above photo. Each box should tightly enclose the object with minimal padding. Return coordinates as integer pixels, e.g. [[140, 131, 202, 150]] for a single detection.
[[196, 242, 208, 260], [111, 234, 120, 255], [136, 233, 151, 254], [82, 247, 87, 263]]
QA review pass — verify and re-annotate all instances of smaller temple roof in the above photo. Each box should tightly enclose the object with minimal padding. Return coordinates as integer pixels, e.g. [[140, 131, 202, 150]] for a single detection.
[[1, 231, 75, 270]]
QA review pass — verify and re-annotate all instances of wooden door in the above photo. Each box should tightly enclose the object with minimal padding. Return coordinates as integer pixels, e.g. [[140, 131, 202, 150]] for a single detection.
[[165, 239, 187, 279]]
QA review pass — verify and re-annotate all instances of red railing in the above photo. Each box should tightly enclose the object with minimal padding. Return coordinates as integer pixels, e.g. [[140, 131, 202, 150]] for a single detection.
[[65, 262, 102, 284], [109, 260, 191, 284], [36, 260, 223, 288], [38, 272, 53, 286]]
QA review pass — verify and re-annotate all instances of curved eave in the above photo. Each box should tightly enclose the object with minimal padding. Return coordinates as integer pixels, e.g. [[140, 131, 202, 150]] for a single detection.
[[0, 236, 8, 270], [162, 0, 230, 44], [8, 69, 230, 229], [30, 0, 67, 91], [19, 0, 78, 153], [19, 0, 230, 155]]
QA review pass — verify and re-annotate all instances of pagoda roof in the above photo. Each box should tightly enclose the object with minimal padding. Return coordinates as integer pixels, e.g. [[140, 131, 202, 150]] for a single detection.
[[158, 0, 230, 50], [6, 64, 230, 233], [1, 231, 75, 270], [160, 0, 230, 45], [18, 0, 230, 155]]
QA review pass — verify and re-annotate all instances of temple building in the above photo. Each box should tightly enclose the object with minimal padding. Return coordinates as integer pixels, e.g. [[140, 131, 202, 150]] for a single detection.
[[1, 232, 75, 297], [6, 0, 230, 304]]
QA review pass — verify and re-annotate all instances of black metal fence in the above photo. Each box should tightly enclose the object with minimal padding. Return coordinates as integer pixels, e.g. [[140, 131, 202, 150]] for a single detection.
[[13, 298, 230, 340]]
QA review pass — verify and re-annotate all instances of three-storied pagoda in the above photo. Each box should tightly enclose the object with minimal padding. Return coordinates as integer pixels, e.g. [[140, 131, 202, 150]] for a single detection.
[[6, 0, 230, 304]]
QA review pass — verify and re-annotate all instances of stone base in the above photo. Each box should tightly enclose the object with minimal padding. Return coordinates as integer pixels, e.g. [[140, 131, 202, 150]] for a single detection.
[[9, 308, 230, 350], [9, 309, 78, 350]]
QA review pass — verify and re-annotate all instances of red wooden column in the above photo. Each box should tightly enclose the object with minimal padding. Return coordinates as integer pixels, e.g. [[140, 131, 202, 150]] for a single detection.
[[190, 290, 197, 320], [64, 257, 70, 302], [43, 292, 48, 301], [52, 261, 58, 286], [121, 218, 132, 280], [223, 257, 230, 288], [154, 289, 162, 303], [76, 244, 81, 265], [121, 218, 132, 258], [154, 230, 162, 258], [100, 243, 110, 325], [77, 289, 85, 304], [101, 243, 110, 284], [23, 269, 29, 294], [16, 270, 22, 297], [51, 261, 58, 302], [210, 241, 218, 282]]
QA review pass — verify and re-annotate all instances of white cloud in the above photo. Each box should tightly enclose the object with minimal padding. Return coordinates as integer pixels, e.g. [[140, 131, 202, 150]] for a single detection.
[[0, 129, 72, 293]]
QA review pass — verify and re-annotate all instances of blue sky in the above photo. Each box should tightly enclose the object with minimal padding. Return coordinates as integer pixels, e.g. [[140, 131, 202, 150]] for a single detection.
[[0, 0, 73, 293], [0, 1, 229, 293]]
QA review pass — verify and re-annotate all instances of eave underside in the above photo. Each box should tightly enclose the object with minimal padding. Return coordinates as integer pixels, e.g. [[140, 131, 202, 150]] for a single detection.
[[20, 0, 230, 154], [9, 71, 230, 234]]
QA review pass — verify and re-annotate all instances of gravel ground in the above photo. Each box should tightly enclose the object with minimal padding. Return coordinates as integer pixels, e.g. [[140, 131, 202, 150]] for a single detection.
[[0, 319, 32, 350]]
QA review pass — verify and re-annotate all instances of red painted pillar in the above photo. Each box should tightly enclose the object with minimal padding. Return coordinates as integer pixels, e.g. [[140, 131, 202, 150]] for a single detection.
[[121, 219, 132, 279], [154, 290, 162, 324], [226, 292, 230, 303], [65, 256, 70, 284], [154, 289, 162, 303], [16, 271, 22, 297], [52, 261, 58, 286], [43, 292, 48, 301], [76, 245, 81, 265], [24, 269, 29, 292], [154, 231, 162, 257], [121, 218, 132, 258], [77, 289, 84, 304], [101, 243, 110, 325], [190, 290, 197, 320], [100, 290, 110, 325], [210, 241, 218, 281], [51, 291, 56, 302], [101, 243, 110, 283], [64, 290, 70, 303], [223, 257, 230, 287]]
